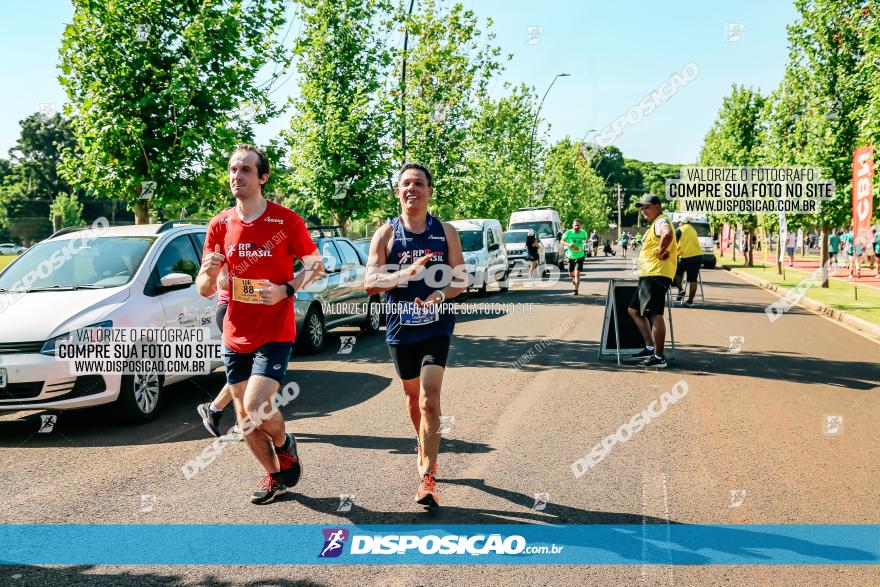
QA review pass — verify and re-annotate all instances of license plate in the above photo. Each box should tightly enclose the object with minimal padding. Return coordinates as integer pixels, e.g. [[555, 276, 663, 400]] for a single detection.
[[0, 368, 6, 389]]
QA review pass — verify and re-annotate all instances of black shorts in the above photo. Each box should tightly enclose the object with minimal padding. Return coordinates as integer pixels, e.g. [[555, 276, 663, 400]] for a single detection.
[[568, 257, 585, 272], [388, 335, 451, 380], [222, 341, 293, 385], [676, 256, 702, 282], [628, 276, 672, 317], [528, 251, 540, 261]]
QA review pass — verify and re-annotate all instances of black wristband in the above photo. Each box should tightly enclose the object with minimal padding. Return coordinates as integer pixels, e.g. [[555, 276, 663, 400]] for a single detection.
[[284, 283, 295, 297]]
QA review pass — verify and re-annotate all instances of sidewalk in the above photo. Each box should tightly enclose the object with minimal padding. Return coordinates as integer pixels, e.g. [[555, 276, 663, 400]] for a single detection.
[[727, 251, 880, 289], [715, 252, 880, 337]]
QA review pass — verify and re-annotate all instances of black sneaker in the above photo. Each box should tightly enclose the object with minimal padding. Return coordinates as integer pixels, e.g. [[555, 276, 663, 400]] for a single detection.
[[675, 290, 685, 302], [197, 403, 223, 438], [250, 473, 287, 505], [275, 433, 302, 487], [683, 300, 693, 308], [641, 355, 667, 368], [633, 347, 654, 359]]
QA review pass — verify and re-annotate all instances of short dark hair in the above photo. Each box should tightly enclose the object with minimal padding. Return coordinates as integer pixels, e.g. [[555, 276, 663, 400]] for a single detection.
[[397, 162, 433, 188], [231, 144, 270, 178], [573, 218, 581, 223]]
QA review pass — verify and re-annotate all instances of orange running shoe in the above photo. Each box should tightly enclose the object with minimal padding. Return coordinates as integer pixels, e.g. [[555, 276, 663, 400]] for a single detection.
[[416, 473, 439, 509], [416, 441, 438, 476]]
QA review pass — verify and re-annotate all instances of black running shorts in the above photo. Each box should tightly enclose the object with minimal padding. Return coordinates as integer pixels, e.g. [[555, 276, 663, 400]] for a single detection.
[[388, 335, 451, 380]]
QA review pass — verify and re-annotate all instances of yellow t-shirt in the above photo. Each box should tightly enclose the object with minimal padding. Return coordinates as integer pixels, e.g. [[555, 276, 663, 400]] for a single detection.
[[677, 223, 703, 259], [639, 215, 678, 279]]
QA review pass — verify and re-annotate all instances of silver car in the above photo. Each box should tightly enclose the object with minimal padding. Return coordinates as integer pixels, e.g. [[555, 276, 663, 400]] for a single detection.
[[293, 229, 383, 353]]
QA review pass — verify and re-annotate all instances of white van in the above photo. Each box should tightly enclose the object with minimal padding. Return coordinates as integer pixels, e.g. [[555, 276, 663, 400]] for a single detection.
[[669, 212, 716, 268], [449, 219, 509, 293], [508, 207, 564, 268]]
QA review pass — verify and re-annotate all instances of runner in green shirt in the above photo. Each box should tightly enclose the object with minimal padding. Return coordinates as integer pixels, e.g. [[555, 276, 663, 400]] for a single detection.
[[561, 219, 588, 295], [828, 228, 841, 268], [618, 232, 630, 259]]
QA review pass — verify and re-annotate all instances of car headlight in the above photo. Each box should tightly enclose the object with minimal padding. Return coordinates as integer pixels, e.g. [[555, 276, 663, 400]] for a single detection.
[[466, 257, 478, 265], [40, 320, 113, 356]]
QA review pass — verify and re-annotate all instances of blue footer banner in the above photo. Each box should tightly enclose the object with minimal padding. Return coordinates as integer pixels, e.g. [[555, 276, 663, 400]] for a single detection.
[[1, 524, 878, 565]]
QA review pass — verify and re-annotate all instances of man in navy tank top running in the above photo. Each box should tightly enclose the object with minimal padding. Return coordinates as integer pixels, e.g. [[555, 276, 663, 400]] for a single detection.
[[365, 163, 466, 509]]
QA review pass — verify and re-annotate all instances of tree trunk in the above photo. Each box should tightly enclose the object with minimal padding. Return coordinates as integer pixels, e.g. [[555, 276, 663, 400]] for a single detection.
[[746, 229, 754, 266], [134, 200, 149, 225], [333, 212, 350, 237], [53, 214, 62, 232], [820, 223, 830, 288]]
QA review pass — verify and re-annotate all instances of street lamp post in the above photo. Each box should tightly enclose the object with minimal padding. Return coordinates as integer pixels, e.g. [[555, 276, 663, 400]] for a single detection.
[[401, 0, 416, 164], [528, 73, 570, 189]]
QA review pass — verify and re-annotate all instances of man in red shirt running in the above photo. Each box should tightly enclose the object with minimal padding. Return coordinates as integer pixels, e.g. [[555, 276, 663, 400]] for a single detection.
[[197, 145, 324, 504]]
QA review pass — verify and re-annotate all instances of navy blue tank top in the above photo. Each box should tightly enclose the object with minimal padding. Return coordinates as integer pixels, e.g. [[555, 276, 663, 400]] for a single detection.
[[384, 214, 455, 345]]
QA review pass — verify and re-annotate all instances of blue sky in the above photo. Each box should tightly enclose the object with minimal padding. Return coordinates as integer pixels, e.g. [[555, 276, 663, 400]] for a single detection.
[[0, 0, 798, 165]]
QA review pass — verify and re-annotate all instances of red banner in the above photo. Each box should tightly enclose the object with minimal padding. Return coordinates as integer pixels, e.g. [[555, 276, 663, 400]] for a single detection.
[[721, 223, 731, 253], [852, 145, 874, 250]]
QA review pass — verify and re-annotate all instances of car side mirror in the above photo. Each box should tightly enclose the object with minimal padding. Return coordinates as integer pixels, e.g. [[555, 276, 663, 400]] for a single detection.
[[557, 232, 562, 240], [488, 243, 500, 252], [159, 272, 194, 291]]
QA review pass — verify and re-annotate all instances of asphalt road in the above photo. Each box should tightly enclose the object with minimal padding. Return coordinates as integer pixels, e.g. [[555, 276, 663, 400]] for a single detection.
[[1, 255, 879, 586]]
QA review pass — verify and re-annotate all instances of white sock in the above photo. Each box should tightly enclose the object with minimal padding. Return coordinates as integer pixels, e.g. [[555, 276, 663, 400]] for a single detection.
[[209, 402, 223, 413], [646, 345, 654, 351]]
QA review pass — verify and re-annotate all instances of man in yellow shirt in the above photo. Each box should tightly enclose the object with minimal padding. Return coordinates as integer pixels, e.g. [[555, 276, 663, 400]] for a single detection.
[[673, 219, 703, 307], [627, 195, 677, 368]]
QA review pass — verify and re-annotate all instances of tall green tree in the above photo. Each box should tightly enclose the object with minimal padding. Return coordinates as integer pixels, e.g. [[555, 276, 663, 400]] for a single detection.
[[0, 112, 76, 243], [391, 0, 505, 218], [698, 84, 766, 265], [459, 83, 535, 221], [765, 0, 873, 282], [58, 0, 290, 223], [284, 0, 394, 234], [543, 138, 609, 230]]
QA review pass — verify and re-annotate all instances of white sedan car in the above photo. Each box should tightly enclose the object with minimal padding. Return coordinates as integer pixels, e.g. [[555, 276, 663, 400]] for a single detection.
[[0, 243, 24, 255], [0, 221, 223, 422]]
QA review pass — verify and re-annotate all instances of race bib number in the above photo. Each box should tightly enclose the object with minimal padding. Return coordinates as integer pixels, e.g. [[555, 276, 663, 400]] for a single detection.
[[399, 301, 439, 326], [232, 277, 270, 304]]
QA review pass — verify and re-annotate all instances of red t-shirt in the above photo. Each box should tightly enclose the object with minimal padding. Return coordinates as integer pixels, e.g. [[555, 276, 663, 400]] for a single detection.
[[204, 201, 317, 353]]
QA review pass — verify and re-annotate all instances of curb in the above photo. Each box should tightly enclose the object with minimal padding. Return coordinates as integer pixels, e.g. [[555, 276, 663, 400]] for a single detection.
[[720, 265, 880, 345]]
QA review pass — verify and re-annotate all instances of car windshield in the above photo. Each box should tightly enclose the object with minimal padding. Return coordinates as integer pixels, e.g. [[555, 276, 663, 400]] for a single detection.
[[690, 223, 712, 237], [510, 222, 554, 238], [352, 240, 370, 260], [504, 231, 528, 244], [0, 236, 154, 291], [458, 230, 484, 252]]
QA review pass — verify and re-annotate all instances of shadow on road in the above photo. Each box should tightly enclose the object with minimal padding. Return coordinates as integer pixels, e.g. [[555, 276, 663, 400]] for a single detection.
[[291, 477, 875, 564], [0, 369, 392, 448], [0, 566, 326, 587], [295, 432, 492, 456], [677, 344, 880, 390]]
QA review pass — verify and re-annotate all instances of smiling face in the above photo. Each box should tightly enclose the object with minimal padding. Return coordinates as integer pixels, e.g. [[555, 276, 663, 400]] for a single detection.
[[228, 150, 268, 202], [572, 220, 581, 232], [396, 168, 433, 213]]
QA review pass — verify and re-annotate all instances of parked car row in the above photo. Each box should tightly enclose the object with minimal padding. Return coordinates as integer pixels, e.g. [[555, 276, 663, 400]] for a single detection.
[[0, 208, 569, 423], [0, 222, 381, 422]]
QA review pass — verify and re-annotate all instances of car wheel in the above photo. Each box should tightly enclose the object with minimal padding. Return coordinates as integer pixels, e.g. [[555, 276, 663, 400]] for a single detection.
[[361, 295, 382, 334], [118, 372, 164, 423], [499, 270, 509, 292], [297, 305, 325, 353]]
